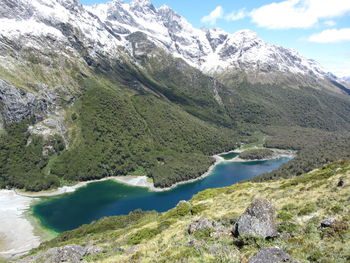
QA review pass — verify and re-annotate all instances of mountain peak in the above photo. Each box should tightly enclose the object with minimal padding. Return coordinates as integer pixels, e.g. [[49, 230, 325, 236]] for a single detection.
[[130, 0, 153, 7], [158, 4, 170, 10], [233, 29, 259, 40], [130, 0, 156, 14]]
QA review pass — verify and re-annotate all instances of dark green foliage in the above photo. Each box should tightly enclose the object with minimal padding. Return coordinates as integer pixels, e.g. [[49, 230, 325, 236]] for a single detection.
[[253, 127, 350, 181], [239, 149, 274, 160], [71, 112, 78, 121], [277, 211, 293, 221], [166, 201, 193, 218], [218, 77, 350, 131], [127, 227, 162, 245], [191, 204, 207, 215], [51, 81, 236, 187], [51, 85, 155, 181], [0, 120, 60, 191]]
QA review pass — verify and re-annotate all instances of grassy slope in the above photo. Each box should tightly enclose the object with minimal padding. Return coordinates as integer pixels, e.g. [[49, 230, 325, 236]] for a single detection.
[[30, 161, 350, 263]]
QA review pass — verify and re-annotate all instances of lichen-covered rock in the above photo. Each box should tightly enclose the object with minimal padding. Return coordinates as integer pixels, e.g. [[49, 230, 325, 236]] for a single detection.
[[249, 247, 292, 263], [188, 219, 215, 234], [233, 198, 277, 239]]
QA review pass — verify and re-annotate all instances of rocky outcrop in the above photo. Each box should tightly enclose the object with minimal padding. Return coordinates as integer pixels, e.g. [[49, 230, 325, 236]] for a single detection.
[[248, 247, 292, 263], [0, 80, 47, 124], [188, 219, 228, 237], [16, 245, 87, 263], [188, 219, 215, 234], [233, 198, 277, 239], [320, 218, 338, 228], [0, 79, 74, 126], [0, 79, 75, 140], [16, 244, 103, 263]]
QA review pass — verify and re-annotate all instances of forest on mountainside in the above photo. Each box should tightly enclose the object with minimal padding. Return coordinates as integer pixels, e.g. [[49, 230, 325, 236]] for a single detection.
[[252, 127, 350, 181]]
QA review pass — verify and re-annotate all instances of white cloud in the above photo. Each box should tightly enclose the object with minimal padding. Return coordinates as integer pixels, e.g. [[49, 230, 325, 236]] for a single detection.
[[201, 6, 224, 25], [307, 28, 350, 43], [201, 6, 247, 25], [225, 9, 247, 21], [250, 0, 350, 29], [324, 20, 336, 27]]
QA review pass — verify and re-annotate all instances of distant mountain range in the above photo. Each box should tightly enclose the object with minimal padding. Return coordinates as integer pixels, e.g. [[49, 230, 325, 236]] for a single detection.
[[0, 0, 345, 84]]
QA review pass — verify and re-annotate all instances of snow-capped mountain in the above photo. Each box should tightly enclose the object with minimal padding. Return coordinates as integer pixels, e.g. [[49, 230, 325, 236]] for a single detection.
[[0, 0, 331, 78], [87, 0, 329, 78]]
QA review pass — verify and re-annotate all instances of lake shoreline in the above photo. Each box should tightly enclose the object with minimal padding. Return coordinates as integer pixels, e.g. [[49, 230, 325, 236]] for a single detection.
[[0, 148, 294, 259], [15, 148, 296, 197]]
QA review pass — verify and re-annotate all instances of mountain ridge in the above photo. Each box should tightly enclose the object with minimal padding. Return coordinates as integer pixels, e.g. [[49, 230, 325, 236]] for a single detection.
[[0, 0, 343, 83], [87, 0, 333, 79]]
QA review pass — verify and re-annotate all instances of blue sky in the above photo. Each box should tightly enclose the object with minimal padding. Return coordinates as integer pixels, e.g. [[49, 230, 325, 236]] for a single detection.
[[80, 0, 350, 77]]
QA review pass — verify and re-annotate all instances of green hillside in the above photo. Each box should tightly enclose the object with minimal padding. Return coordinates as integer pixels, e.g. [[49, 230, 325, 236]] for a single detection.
[[1, 40, 350, 191]]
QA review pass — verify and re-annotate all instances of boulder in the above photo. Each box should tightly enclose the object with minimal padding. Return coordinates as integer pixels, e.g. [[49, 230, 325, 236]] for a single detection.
[[188, 219, 215, 234], [233, 198, 277, 239], [320, 218, 338, 228], [249, 247, 292, 263]]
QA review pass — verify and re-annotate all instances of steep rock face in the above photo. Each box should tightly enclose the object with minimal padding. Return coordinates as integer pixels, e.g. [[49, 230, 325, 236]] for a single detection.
[[0, 79, 53, 124]]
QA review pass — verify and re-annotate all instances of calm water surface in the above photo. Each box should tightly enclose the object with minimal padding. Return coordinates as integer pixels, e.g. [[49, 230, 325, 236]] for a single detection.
[[33, 158, 290, 232]]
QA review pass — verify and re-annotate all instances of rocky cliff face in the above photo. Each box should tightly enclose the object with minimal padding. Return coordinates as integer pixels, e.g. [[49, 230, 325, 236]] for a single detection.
[[0, 80, 52, 125]]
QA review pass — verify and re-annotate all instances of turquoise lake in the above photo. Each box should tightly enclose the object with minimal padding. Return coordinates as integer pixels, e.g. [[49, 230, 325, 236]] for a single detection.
[[33, 158, 290, 233]]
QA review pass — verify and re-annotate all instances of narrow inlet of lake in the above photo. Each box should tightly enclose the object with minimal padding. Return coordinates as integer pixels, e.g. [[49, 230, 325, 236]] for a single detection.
[[33, 158, 290, 233]]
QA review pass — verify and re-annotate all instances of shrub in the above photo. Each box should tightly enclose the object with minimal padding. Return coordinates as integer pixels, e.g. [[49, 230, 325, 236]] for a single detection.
[[127, 227, 161, 245]]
